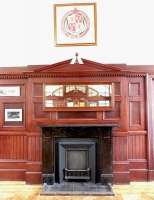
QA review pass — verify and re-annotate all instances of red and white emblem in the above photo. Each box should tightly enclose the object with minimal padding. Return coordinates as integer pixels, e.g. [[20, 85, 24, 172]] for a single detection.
[[62, 8, 90, 39]]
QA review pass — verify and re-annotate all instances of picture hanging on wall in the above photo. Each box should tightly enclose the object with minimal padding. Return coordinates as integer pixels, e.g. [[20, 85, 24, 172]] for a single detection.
[[0, 86, 20, 96], [5, 109, 22, 122], [54, 3, 97, 47]]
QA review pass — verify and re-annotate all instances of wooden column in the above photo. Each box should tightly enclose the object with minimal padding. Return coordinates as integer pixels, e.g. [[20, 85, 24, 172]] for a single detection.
[[113, 77, 130, 183], [147, 75, 154, 180], [25, 78, 42, 184]]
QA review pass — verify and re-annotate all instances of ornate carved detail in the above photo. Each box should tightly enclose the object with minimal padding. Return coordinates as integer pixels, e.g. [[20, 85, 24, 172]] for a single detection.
[[0, 72, 146, 80]]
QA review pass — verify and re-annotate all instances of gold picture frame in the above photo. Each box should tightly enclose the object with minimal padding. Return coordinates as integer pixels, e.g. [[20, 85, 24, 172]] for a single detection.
[[54, 3, 97, 47]]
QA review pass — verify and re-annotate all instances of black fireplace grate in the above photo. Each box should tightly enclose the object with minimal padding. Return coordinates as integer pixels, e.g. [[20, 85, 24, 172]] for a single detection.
[[64, 168, 91, 180]]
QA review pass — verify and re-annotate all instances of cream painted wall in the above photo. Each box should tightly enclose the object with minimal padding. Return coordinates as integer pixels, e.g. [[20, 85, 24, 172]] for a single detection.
[[0, 0, 154, 66]]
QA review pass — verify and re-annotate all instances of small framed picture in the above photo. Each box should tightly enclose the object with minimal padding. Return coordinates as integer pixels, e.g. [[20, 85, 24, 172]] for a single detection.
[[54, 3, 97, 46], [5, 109, 22, 122], [0, 86, 20, 96]]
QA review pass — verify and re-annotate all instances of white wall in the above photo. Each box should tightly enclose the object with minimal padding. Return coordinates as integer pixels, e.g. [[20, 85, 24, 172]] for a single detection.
[[0, 0, 154, 67]]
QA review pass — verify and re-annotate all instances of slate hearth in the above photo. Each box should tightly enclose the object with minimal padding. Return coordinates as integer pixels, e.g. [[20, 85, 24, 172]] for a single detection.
[[41, 182, 114, 196]]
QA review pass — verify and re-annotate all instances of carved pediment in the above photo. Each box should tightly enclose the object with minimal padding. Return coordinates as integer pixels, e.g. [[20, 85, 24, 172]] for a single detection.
[[33, 58, 124, 73]]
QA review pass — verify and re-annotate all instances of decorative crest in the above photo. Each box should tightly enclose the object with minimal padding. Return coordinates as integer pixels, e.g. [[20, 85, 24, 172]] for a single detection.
[[70, 53, 83, 64]]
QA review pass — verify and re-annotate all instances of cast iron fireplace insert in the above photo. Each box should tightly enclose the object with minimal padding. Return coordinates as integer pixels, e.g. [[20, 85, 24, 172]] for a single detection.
[[57, 138, 96, 183]]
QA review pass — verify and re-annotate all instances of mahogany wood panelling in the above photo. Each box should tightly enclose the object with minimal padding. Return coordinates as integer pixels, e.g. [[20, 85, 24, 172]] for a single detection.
[[105, 101, 121, 119], [27, 136, 41, 161], [128, 134, 147, 159], [25, 172, 42, 184], [113, 172, 130, 183], [113, 161, 130, 183], [33, 83, 43, 97], [26, 79, 33, 131], [0, 161, 26, 169], [34, 103, 50, 119], [112, 133, 130, 183], [129, 160, 147, 169], [130, 170, 148, 181], [113, 77, 128, 132], [0, 135, 27, 160], [26, 161, 42, 172], [113, 136, 127, 161], [128, 78, 145, 130], [129, 101, 141, 127], [0, 170, 25, 181], [0, 160, 26, 181], [129, 83, 140, 96], [114, 82, 121, 96], [58, 111, 97, 119], [113, 161, 129, 172]]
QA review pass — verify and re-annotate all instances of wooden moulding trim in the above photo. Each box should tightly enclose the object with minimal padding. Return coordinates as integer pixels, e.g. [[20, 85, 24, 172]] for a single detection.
[[113, 171, 130, 174], [112, 131, 128, 136], [35, 120, 118, 127], [128, 130, 147, 135], [0, 163, 26, 170], [129, 169, 148, 172], [0, 160, 42, 164], [0, 71, 147, 79], [129, 160, 148, 170], [0, 159, 26, 163], [0, 131, 40, 136], [0, 160, 41, 171], [43, 107, 113, 112], [112, 131, 148, 137], [128, 159, 147, 162], [26, 161, 42, 164], [0, 170, 25, 181], [0, 132, 27, 136], [0, 169, 26, 172], [113, 161, 129, 164], [25, 172, 42, 174], [113, 172, 130, 176]]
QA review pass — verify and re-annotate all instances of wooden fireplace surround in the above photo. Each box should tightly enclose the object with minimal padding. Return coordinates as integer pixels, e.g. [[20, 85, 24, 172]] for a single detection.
[[0, 58, 154, 184]]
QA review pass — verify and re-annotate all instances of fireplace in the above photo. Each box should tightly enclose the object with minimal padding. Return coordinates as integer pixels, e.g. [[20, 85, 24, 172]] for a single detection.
[[57, 138, 96, 183], [42, 126, 113, 185], [64, 150, 90, 181]]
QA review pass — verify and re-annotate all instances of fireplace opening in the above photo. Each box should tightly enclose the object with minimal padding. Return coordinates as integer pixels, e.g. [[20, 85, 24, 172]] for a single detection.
[[66, 150, 88, 170], [64, 149, 90, 180], [42, 126, 113, 186]]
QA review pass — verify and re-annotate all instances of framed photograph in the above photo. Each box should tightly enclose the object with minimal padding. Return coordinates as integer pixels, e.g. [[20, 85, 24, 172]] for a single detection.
[[0, 86, 20, 96], [5, 109, 22, 122], [54, 3, 97, 46]]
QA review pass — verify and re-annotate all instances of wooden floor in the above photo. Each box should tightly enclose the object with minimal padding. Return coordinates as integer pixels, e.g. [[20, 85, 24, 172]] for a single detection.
[[0, 182, 154, 200]]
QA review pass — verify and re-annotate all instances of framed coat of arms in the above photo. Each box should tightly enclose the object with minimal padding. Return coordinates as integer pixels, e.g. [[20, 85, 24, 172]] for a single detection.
[[54, 3, 97, 47]]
